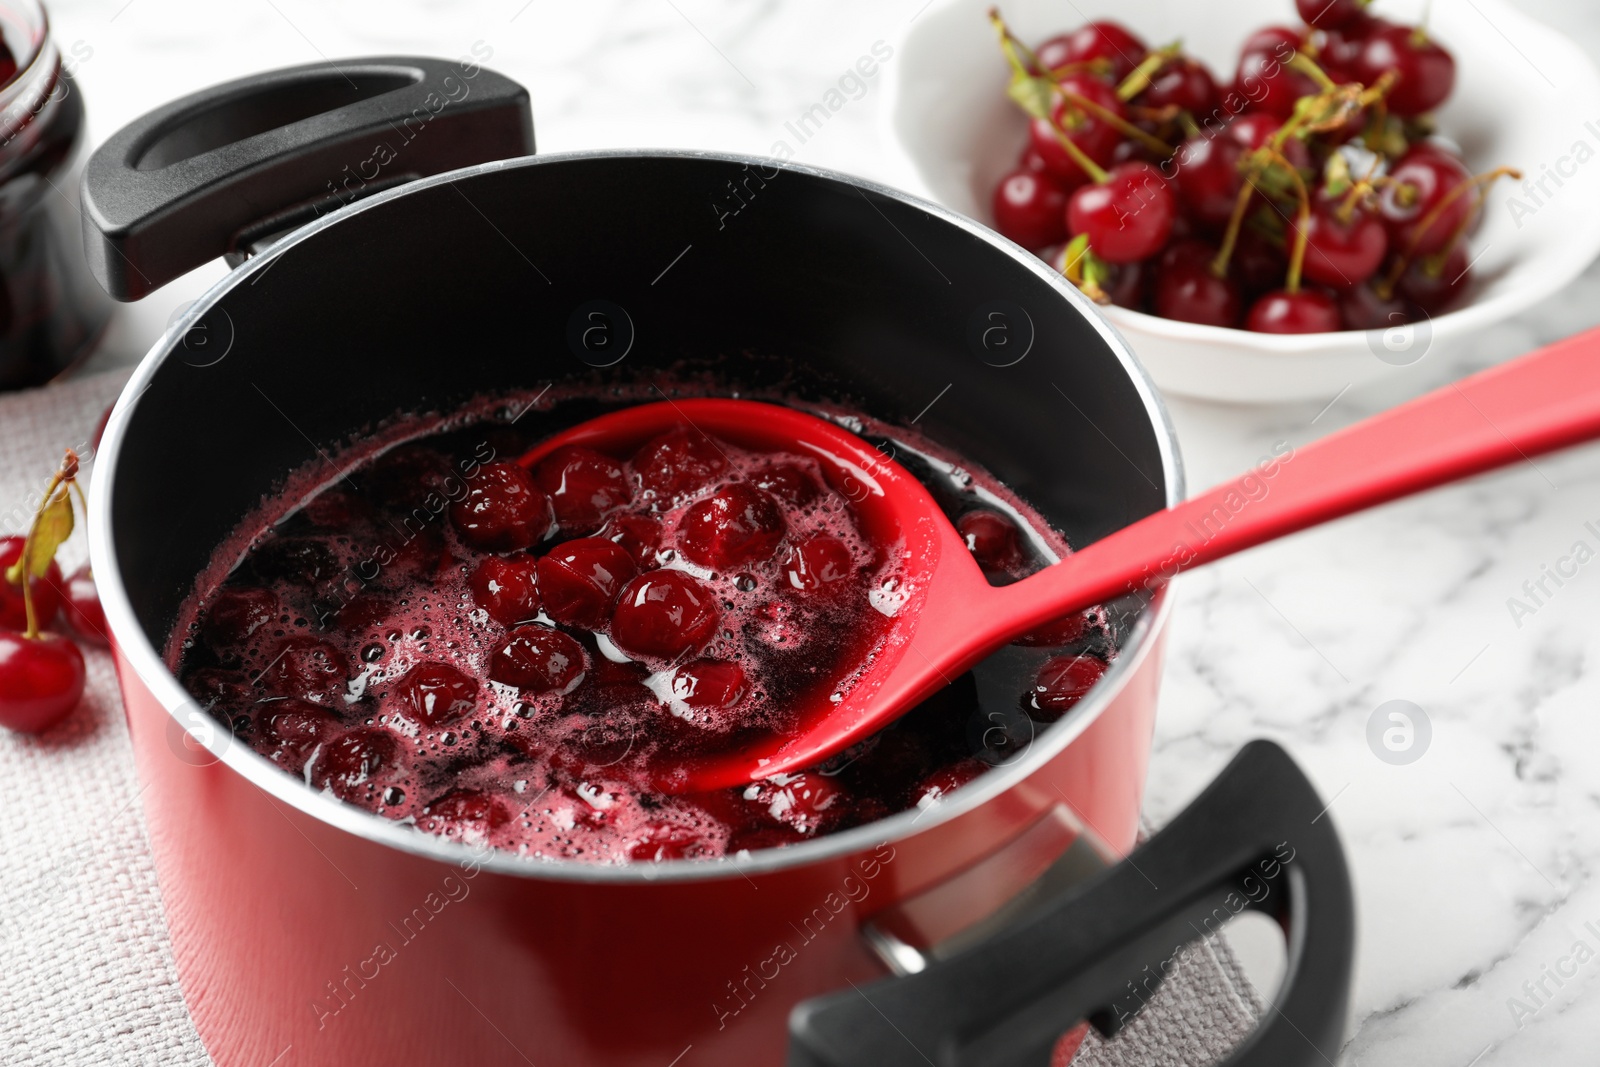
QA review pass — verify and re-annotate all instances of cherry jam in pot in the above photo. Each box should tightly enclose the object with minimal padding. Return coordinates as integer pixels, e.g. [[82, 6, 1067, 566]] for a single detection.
[[170, 393, 1125, 864]]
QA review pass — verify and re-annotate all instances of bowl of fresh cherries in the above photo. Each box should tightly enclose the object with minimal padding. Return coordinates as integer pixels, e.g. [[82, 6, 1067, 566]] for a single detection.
[[885, 0, 1600, 402]]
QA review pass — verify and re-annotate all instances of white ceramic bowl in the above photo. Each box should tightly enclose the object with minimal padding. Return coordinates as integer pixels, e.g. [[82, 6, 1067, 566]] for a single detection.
[[884, 0, 1600, 403]]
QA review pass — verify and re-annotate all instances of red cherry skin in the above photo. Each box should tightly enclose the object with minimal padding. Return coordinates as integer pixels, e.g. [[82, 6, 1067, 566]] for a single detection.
[[1035, 21, 1147, 81], [469, 555, 542, 626], [1030, 654, 1109, 720], [1353, 24, 1455, 117], [1316, 14, 1385, 81], [1240, 25, 1304, 59], [1379, 146, 1473, 257], [1066, 162, 1176, 263], [1232, 39, 1318, 118], [1395, 243, 1470, 313], [632, 428, 729, 500], [1233, 230, 1288, 295], [1172, 133, 1244, 228], [56, 566, 107, 646], [490, 625, 588, 693], [1103, 258, 1149, 309], [1301, 195, 1388, 287], [677, 484, 787, 570], [532, 445, 632, 534], [1139, 56, 1219, 115], [1245, 289, 1343, 333], [0, 631, 84, 733], [1153, 239, 1243, 327], [263, 698, 342, 765], [311, 727, 399, 801], [184, 667, 255, 711], [671, 660, 747, 711], [745, 771, 848, 834], [1297, 0, 1365, 29], [992, 169, 1069, 250], [537, 536, 638, 628], [780, 536, 855, 594], [1227, 111, 1311, 171], [957, 510, 1023, 571], [420, 789, 512, 835], [611, 570, 721, 660], [450, 462, 551, 552], [598, 513, 664, 569], [751, 463, 820, 508], [0, 536, 61, 630], [392, 661, 478, 725], [1027, 75, 1126, 187], [205, 586, 279, 648], [1338, 282, 1417, 330], [261, 636, 349, 702]]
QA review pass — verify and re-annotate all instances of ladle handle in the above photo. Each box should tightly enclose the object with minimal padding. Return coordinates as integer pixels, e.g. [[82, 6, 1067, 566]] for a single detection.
[[995, 324, 1600, 637]]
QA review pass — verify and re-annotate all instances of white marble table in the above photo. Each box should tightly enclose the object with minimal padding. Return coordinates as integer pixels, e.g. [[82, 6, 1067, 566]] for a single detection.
[[48, 0, 1600, 1063]]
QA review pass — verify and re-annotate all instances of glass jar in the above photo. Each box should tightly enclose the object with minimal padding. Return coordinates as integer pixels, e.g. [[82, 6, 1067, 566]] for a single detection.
[[0, 0, 110, 390]]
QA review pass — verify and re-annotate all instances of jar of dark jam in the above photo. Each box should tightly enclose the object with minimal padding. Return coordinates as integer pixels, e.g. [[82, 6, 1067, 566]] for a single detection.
[[0, 0, 110, 390]]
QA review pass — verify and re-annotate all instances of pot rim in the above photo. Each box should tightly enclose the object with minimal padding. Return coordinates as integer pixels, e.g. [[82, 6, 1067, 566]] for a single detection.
[[87, 147, 1186, 885]]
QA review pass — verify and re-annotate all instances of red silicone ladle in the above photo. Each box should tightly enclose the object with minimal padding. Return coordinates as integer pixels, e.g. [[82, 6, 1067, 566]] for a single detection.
[[524, 326, 1600, 792]]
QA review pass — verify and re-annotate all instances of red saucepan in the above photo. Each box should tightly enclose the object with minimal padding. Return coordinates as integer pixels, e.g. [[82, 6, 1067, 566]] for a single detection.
[[85, 58, 1353, 1066]]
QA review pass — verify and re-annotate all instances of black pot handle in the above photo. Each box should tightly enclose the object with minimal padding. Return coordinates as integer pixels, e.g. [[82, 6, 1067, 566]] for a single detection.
[[789, 741, 1354, 1067], [80, 55, 533, 301]]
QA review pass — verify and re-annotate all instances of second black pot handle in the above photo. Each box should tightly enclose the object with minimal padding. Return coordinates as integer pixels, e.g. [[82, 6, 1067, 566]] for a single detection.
[[81, 55, 533, 301], [789, 740, 1355, 1067]]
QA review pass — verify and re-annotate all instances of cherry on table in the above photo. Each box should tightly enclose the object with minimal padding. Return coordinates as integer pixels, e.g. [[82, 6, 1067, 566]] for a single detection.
[[0, 630, 84, 733], [1034, 21, 1147, 81], [450, 461, 552, 552], [1153, 239, 1243, 327], [537, 536, 637, 628], [781, 536, 854, 594], [1066, 161, 1176, 264], [532, 445, 632, 534], [676, 483, 787, 570], [0, 535, 61, 631], [610, 570, 721, 661], [1352, 23, 1455, 117], [490, 625, 588, 693], [469, 554, 542, 626], [992, 168, 1069, 251], [1029, 654, 1109, 721], [391, 661, 478, 726], [631, 428, 729, 500], [1245, 288, 1343, 333]]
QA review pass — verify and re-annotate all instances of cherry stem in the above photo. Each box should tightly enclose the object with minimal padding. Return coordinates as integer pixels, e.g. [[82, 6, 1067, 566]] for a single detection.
[[1211, 173, 1261, 279], [1115, 42, 1182, 101], [1380, 166, 1523, 296], [1271, 148, 1313, 294], [17, 474, 62, 640], [1058, 88, 1173, 158], [1287, 53, 1338, 94], [1046, 110, 1112, 184]]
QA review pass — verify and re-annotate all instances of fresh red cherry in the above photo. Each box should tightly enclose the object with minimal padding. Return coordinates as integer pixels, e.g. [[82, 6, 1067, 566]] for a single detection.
[[392, 661, 478, 725], [751, 463, 820, 508], [1296, 0, 1366, 29], [632, 428, 728, 499], [311, 727, 398, 800], [490, 625, 588, 693], [992, 168, 1069, 250], [1316, 14, 1385, 81], [610, 570, 721, 661], [677, 483, 787, 570], [912, 760, 986, 807], [420, 789, 511, 835], [55, 566, 107, 646], [957, 509, 1023, 571], [745, 771, 847, 834], [1239, 24, 1304, 59], [261, 636, 349, 701], [0, 535, 61, 630], [1227, 111, 1311, 171], [1066, 162, 1176, 263], [1030, 654, 1109, 721], [1138, 55, 1219, 115], [1034, 21, 1147, 81], [449, 462, 551, 552], [670, 660, 747, 712], [1102, 258, 1148, 309], [1338, 282, 1420, 330], [1232, 230, 1288, 294], [532, 445, 632, 534], [1018, 145, 1052, 173], [0, 631, 84, 733], [1153, 239, 1242, 327], [469, 555, 542, 626], [598, 513, 663, 568], [1232, 38, 1319, 118], [204, 586, 279, 648], [537, 536, 637, 628], [1396, 243, 1471, 313], [1379, 146, 1473, 257], [263, 698, 342, 763], [629, 822, 711, 862], [1027, 75, 1126, 188], [1245, 289, 1342, 333], [781, 536, 855, 593], [1352, 24, 1455, 117], [1172, 133, 1244, 229], [1301, 194, 1388, 287]]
